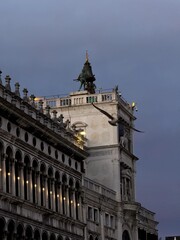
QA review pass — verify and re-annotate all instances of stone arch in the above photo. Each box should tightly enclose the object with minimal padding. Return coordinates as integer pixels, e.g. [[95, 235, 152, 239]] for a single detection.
[[89, 235, 93, 240], [40, 162, 46, 206]]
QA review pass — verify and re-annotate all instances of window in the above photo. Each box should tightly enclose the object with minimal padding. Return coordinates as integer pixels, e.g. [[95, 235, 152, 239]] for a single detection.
[[105, 213, 109, 226], [94, 209, 99, 222], [88, 206, 93, 220], [110, 215, 114, 228]]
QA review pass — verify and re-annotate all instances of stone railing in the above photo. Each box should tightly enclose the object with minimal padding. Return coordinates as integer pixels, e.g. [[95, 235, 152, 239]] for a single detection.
[[83, 177, 116, 200]]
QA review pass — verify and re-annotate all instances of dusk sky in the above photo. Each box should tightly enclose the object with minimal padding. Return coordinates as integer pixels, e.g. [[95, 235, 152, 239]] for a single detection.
[[1, 0, 180, 237]]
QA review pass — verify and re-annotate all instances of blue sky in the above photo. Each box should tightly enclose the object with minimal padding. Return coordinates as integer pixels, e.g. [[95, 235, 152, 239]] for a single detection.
[[1, 0, 180, 237]]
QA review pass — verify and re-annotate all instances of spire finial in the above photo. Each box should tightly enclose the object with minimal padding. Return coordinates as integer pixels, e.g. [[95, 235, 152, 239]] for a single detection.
[[86, 50, 89, 62]]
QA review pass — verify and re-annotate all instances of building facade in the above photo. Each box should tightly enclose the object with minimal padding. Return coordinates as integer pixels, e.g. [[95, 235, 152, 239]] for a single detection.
[[0, 58, 158, 240]]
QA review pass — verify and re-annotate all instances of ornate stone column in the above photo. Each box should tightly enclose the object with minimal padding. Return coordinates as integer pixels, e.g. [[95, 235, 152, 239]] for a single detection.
[[11, 159, 16, 195], [2, 154, 6, 192], [20, 164, 24, 199]]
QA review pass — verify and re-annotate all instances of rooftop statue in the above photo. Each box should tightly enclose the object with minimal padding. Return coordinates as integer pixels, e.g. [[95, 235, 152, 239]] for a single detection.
[[74, 52, 96, 94]]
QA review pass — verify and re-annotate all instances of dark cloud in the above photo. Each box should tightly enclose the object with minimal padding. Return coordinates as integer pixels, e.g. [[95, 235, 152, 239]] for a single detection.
[[1, 0, 180, 237]]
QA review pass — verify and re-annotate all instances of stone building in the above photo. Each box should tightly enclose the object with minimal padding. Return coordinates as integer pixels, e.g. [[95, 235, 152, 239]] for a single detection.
[[0, 57, 158, 240]]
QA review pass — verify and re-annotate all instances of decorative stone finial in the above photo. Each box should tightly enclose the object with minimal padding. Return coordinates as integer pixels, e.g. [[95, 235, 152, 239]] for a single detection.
[[5, 75, 11, 91], [0, 70, 2, 85], [30, 94, 36, 107], [45, 105, 51, 118], [38, 100, 44, 113], [14, 82, 20, 97], [23, 88, 28, 102], [52, 110, 57, 121]]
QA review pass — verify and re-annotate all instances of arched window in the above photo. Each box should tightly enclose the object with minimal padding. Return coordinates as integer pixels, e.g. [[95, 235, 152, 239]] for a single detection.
[[6, 146, 13, 193], [57, 235, 63, 240], [89, 235, 93, 240], [40, 163, 46, 207], [122, 230, 131, 240]]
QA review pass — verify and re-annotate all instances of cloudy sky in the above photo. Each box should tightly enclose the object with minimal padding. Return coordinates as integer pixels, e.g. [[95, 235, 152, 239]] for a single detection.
[[1, 0, 180, 237]]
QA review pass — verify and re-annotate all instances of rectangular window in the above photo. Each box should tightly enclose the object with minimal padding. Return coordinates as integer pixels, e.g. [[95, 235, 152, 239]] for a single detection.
[[94, 208, 99, 223], [105, 213, 109, 226], [110, 215, 114, 228], [88, 206, 93, 220]]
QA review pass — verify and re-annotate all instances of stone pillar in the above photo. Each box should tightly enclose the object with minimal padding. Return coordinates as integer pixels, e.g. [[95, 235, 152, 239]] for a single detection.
[[20, 165, 24, 199], [29, 167, 33, 202], [59, 184, 63, 214], [11, 159, 15, 195], [52, 179, 55, 211], [66, 186, 70, 217], [73, 190, 76, 219], [2, 155, 6, 192], [37, 172, 41, 206], [117, 210, 123, 240], [100, 210, 105, 240], [43, 176, 47, 208]]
